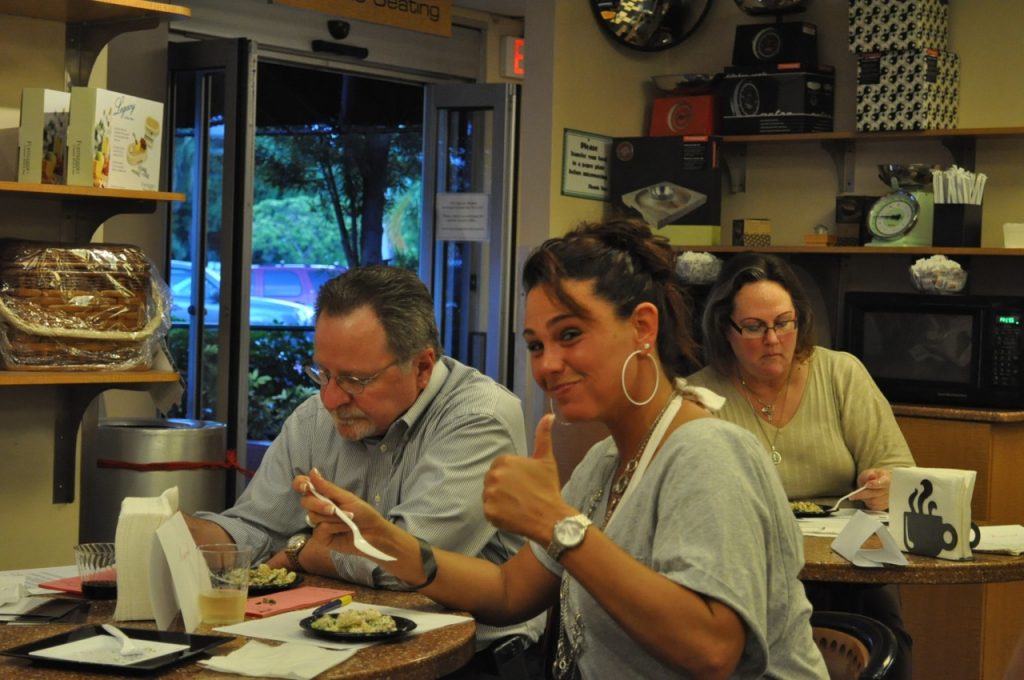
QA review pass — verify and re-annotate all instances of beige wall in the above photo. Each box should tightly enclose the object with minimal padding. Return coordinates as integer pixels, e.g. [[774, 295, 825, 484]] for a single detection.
[[520, 0, 1024, 247], [0, 18, 82, 569]]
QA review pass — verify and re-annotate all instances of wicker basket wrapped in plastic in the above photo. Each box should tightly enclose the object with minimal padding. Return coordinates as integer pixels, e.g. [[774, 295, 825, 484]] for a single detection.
[[0, 240, 171, 371]]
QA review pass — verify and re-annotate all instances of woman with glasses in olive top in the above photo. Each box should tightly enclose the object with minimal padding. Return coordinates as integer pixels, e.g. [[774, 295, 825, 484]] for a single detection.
[[686, 252, 916, 679]]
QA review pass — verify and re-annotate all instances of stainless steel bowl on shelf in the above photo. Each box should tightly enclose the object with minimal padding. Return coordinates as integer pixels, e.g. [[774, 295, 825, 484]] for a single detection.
[[879, 163, 934, 189]]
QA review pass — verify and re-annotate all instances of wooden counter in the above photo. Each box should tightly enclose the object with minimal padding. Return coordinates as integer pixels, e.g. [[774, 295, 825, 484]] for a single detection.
[[0, 577, 476, 679]]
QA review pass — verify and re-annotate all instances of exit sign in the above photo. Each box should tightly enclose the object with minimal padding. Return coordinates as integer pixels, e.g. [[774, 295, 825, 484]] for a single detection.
[[501, 36, 524, 79]]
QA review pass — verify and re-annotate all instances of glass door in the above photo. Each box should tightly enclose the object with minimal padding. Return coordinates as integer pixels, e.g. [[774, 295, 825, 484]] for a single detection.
[[166, 38, 256, 499], [422, 84, 520, 387]]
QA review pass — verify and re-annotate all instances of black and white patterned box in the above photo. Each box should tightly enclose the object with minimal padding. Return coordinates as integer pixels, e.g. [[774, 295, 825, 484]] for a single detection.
[[856, 48, 958, 131], [848, 0, 948, 53]]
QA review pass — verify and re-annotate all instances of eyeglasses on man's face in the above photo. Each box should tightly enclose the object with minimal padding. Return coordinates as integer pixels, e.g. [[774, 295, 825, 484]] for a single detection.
[[729, 317, 798, 339], [303, 359, 399, 395]]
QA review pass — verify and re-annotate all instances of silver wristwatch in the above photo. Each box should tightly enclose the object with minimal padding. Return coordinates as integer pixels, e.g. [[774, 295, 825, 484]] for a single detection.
[[546, 514, 593, 562], [285, 533, 310, 572]]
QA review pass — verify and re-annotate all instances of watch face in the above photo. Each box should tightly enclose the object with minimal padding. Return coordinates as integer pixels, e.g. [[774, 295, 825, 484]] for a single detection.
[[868, 191, 919, 240], [555, 517, 588, 547]]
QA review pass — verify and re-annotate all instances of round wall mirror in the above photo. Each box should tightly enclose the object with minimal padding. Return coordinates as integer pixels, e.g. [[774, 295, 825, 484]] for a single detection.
[[590, 0, 714, 52]]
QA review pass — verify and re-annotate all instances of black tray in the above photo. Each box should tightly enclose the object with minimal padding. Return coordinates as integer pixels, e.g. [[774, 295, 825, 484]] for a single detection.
[[0, 625, 230, 676]]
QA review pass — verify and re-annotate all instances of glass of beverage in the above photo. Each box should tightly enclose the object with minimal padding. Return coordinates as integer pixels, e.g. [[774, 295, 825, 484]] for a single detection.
[[198, 544, 253, 626], [74, 542, 118, 600]]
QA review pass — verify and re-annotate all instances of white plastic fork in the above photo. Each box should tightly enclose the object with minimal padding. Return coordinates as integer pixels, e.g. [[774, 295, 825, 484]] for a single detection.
[[826, 483, 871, 514], [303, 481, 396, 562], [102, 624, 144, 657]]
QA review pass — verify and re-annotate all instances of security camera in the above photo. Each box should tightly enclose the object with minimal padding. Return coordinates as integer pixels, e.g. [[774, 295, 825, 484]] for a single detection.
[[327, 20, 350, 40]]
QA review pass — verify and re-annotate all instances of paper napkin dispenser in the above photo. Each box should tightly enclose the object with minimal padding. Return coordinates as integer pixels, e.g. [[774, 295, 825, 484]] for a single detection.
[[890, 467, 980, 561]]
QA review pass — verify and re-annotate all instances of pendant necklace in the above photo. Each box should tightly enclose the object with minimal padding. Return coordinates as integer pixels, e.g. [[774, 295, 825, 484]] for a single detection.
[[738, 375, 787, 422], [739, 369, 792, 464]]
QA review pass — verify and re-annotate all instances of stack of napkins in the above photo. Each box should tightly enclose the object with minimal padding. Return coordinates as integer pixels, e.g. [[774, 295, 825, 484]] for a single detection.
[[890, 467, 977, 561], [113, 487, 179, 621]]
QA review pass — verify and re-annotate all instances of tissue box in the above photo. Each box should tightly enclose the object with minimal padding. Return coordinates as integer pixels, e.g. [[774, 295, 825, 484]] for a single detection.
[[848, 0, 948, 54], [719, 64, 834, 135], [890, 467, 979, 561], [66, 87, 164, 191], [609, 136, 721, 228], [17, 88, 70, 185], [856, 48, 959, 131]]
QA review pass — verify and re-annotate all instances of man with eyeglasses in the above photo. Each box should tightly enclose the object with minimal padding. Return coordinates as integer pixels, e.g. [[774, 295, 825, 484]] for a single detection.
[[185, 265, 543, 673]]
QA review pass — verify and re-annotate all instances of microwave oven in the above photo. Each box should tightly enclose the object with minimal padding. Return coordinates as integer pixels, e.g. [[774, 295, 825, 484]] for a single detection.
[[842, 292, 1024, 409]]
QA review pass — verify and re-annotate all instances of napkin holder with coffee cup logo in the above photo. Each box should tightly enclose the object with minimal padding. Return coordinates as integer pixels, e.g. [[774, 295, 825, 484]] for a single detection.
[[890, 467, 980, 561]]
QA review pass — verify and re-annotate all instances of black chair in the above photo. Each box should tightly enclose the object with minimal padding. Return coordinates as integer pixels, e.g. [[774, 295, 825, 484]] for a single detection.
[[811, 611, 898, 680]]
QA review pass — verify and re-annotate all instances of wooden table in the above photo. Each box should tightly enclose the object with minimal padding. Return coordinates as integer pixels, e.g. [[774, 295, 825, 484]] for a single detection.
[[801, 534, 1024, 680], [0, 576, 476, 679], [800, 534, 1024, 585]]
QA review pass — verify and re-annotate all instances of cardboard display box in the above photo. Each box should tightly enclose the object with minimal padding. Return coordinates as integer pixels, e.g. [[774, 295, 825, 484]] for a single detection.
[[732, 21, 818, 67], [609, 136, 721, 229], [66, 87, 164, 191], [649, 95, 716, 136], [17, 88, 70, 185], [719, 64, 834, 134], [856, 48, 958, 131], [849, 0, 948, 54], [732, 218, 772, 247]]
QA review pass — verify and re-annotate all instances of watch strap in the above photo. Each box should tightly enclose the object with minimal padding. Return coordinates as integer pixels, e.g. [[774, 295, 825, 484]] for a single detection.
[[406, 535, 437, 590]]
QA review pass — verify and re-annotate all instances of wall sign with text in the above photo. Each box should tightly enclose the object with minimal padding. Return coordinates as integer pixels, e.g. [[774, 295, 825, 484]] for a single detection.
[[561, 129, 610, 201], [273, 0, 452, 37]]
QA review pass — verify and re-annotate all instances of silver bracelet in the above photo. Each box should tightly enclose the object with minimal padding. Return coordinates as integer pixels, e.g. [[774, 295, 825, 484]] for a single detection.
[[408, 535, 437, 589]]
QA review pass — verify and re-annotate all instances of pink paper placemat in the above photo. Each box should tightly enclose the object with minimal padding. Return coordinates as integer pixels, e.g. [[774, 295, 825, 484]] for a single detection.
[[245, 586, 354, 619]]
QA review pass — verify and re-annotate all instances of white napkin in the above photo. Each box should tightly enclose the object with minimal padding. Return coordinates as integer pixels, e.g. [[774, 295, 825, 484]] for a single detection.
[[114, 486, 179, 621], [0, 575, 26, 605], [198, 640, 355, 679], [831, 511, 908, 568]]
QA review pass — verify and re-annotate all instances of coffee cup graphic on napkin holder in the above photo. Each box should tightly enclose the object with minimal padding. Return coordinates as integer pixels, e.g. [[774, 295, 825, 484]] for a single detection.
[[890, 467, 980, 561]]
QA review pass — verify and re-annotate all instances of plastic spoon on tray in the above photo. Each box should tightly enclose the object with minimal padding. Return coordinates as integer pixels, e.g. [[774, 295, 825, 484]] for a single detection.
[[301, 478, 396, 562]]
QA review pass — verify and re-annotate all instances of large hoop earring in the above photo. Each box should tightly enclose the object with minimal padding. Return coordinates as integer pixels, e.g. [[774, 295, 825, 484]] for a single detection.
[[549, 397, 571, 426], [621, 343, 659, 406]]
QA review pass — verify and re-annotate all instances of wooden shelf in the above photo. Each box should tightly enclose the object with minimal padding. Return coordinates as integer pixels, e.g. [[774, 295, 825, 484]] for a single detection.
[[0, 181, 184, 203], [674, 245, 1024, 256], [0, 0, 191, 23], [0, 370, 179, 386], [719, 127, 1024, 193], [720, 127, 1024, 145]]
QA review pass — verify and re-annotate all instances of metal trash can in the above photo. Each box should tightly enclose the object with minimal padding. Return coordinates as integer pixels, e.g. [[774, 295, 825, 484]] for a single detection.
[[79, 418, 228, 543]]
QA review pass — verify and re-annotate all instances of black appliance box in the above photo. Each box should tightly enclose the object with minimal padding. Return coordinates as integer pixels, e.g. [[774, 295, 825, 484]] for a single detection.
[[732, 21, 818, 67], [608, 136, 721, 228], [718, 64, 834, 135]]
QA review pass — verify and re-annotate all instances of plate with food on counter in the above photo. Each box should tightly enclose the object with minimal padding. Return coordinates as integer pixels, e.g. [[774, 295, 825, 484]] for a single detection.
[[299, 607, 417, 642], [790, 500, 835, 518], [247, 564, 302, 596]]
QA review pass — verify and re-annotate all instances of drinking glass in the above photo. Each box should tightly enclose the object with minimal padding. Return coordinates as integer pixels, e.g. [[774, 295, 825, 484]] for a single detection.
[[74, 542, 118, 600], [198, 544, 253, 626]]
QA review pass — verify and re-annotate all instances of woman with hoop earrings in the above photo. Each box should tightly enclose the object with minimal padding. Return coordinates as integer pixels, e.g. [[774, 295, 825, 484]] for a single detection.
[[295, 219, 827, 679]]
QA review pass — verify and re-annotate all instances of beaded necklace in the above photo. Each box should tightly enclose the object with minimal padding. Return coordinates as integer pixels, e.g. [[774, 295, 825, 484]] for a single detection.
[[602, 388, 680, 527]]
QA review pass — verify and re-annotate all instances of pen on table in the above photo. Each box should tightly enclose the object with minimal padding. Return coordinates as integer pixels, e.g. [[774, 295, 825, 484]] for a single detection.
[[312, 595, 353, 617]]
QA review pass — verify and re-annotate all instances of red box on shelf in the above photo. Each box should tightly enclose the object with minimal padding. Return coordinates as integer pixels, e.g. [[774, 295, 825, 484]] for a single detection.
[[649, 95, 716, 137]]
